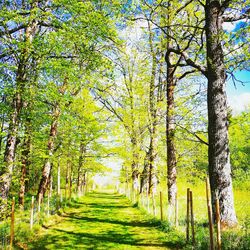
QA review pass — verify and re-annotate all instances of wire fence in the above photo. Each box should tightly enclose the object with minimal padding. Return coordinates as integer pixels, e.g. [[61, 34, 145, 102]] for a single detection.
[[1, 183, 249, 249], [0, 189, 85, 249], [118, 181, 250, 250]]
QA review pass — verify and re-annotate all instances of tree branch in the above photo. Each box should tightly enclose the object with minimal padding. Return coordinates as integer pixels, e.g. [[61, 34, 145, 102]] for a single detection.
[[177, 124, 209, 146], [166, 48, 207, 76], [0, 24, 27, 37], [174, 0, 194, 15], [222, 8, 250, 22], [178, 69, 197, 80]]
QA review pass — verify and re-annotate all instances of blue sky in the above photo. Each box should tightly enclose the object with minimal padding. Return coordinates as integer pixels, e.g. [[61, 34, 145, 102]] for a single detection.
[[227, 70, 250, 114], [227, 70, 250, 95], [223, 14, 250, 114]]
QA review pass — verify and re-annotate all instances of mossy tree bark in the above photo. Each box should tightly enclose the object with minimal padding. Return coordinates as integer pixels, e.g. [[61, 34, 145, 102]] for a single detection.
[[205, 0, 237, 227]]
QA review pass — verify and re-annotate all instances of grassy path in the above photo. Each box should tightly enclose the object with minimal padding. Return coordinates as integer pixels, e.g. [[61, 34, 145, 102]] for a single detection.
[[29, 192, 180, 249]]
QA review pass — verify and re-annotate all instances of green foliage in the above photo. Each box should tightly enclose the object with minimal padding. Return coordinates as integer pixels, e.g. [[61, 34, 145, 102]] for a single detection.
[[15, 222, 40, 245], [0, 1, 249, 247], [229, 109, 250, 181]]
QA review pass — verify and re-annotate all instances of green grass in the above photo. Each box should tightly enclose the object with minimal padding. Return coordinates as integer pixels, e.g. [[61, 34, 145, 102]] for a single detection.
[[7, 179, 249, 249], [26, 192, 184, 250], [144, 178, 250, 225], [135, 178, 250, 249]]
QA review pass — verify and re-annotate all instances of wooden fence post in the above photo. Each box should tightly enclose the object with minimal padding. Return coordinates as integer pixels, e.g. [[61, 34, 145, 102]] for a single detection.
[[160, 191, 163, 221], [175, 192, 178, 227], [206, 177, 214, 250], [216, 197, 221, 250], [10, 197, 15, 249], [190, 190, 195, 246], [186, 188, 190, 242]]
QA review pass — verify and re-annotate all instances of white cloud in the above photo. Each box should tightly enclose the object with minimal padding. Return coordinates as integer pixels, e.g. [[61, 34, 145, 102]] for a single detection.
[[228, 92, 250, 114], [119, 19, 148, 43], [223, 18, 249, 32], [223, 22, 236, 32]]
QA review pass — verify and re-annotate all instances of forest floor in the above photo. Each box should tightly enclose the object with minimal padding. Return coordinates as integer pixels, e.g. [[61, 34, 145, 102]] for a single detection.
[[27, 192, 182, 250]]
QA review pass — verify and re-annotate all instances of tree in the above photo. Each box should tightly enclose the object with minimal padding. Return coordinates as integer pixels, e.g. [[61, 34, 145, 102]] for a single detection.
[[0, 0, 40, 214], [0, 0, 120, 214], [205, 0, 237, 227], [165, 0, 249, 226], [94, 35, 150, 193]]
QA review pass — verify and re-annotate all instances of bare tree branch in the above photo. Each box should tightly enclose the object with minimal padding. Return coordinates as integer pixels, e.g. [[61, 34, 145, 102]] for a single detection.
[[177, 124, 209, 146], [223, 8, 250, 22], [166, 48, 207, 76]]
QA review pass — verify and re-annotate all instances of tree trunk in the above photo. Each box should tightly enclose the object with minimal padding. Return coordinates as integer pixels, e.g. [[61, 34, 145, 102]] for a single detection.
[[131, 138, 140, 193], [65, 160, 70, 199], [77, 142, 86, 195], [140, 155, 150, 193], [165, 1, 177, 207], [0, 95, 6, 154], [148, 133, 158, 194], [81, 171, 87, 195], [69, 161, 72, 200], [37, 105, 60, 202], [0, 3, 38, 215], [18, 123, 31, 209], [57, 157, 61, 196], [0, 66, 23, 215], [147, 20, 158, 195], [205, 0, 237, 227], [82, 171, 88, 195], [166, 64, 177, 206]]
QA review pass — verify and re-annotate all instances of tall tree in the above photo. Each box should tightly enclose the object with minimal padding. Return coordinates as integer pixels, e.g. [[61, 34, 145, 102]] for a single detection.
[[95, 42, 149, 193], [165, 0, 249, 226], [205, 0, 237, 226], [0, 0, 39, 214]]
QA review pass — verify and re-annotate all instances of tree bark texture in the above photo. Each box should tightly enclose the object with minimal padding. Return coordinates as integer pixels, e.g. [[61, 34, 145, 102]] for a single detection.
[[165, 1, 177, 207], [18, 123, 31, 209], [147, 21, 158, 195], [81, 171, 87, 195], [205, 0, 237, 227], [69, 161, 72, 200], [37, 105, 60, 202], [140, 155, 149, 193], [140, 21, 159, 195], [0, 95, 6, 153], [57, 158, 61, 196], [0, 65, 24, 216], [77, 142, 86, 195], [131, 137, 140, 192], [0, 2, 38, 215], [148, 133, 158, 194], [166, 64, 177, 206]]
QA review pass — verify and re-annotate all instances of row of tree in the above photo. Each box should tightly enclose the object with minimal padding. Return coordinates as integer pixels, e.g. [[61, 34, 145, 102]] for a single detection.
[[96, 0, 249, 228], [0, 0, 119, 217], [0, 0, 249, 229]]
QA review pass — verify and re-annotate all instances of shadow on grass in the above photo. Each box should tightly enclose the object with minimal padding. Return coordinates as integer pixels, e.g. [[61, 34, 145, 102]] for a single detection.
[[30, 227, 181, 249], [28, 192, 185, 249], [86, 203, 131, 209], [88, 192, 124, 200], [62, 213, 160, 228]]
